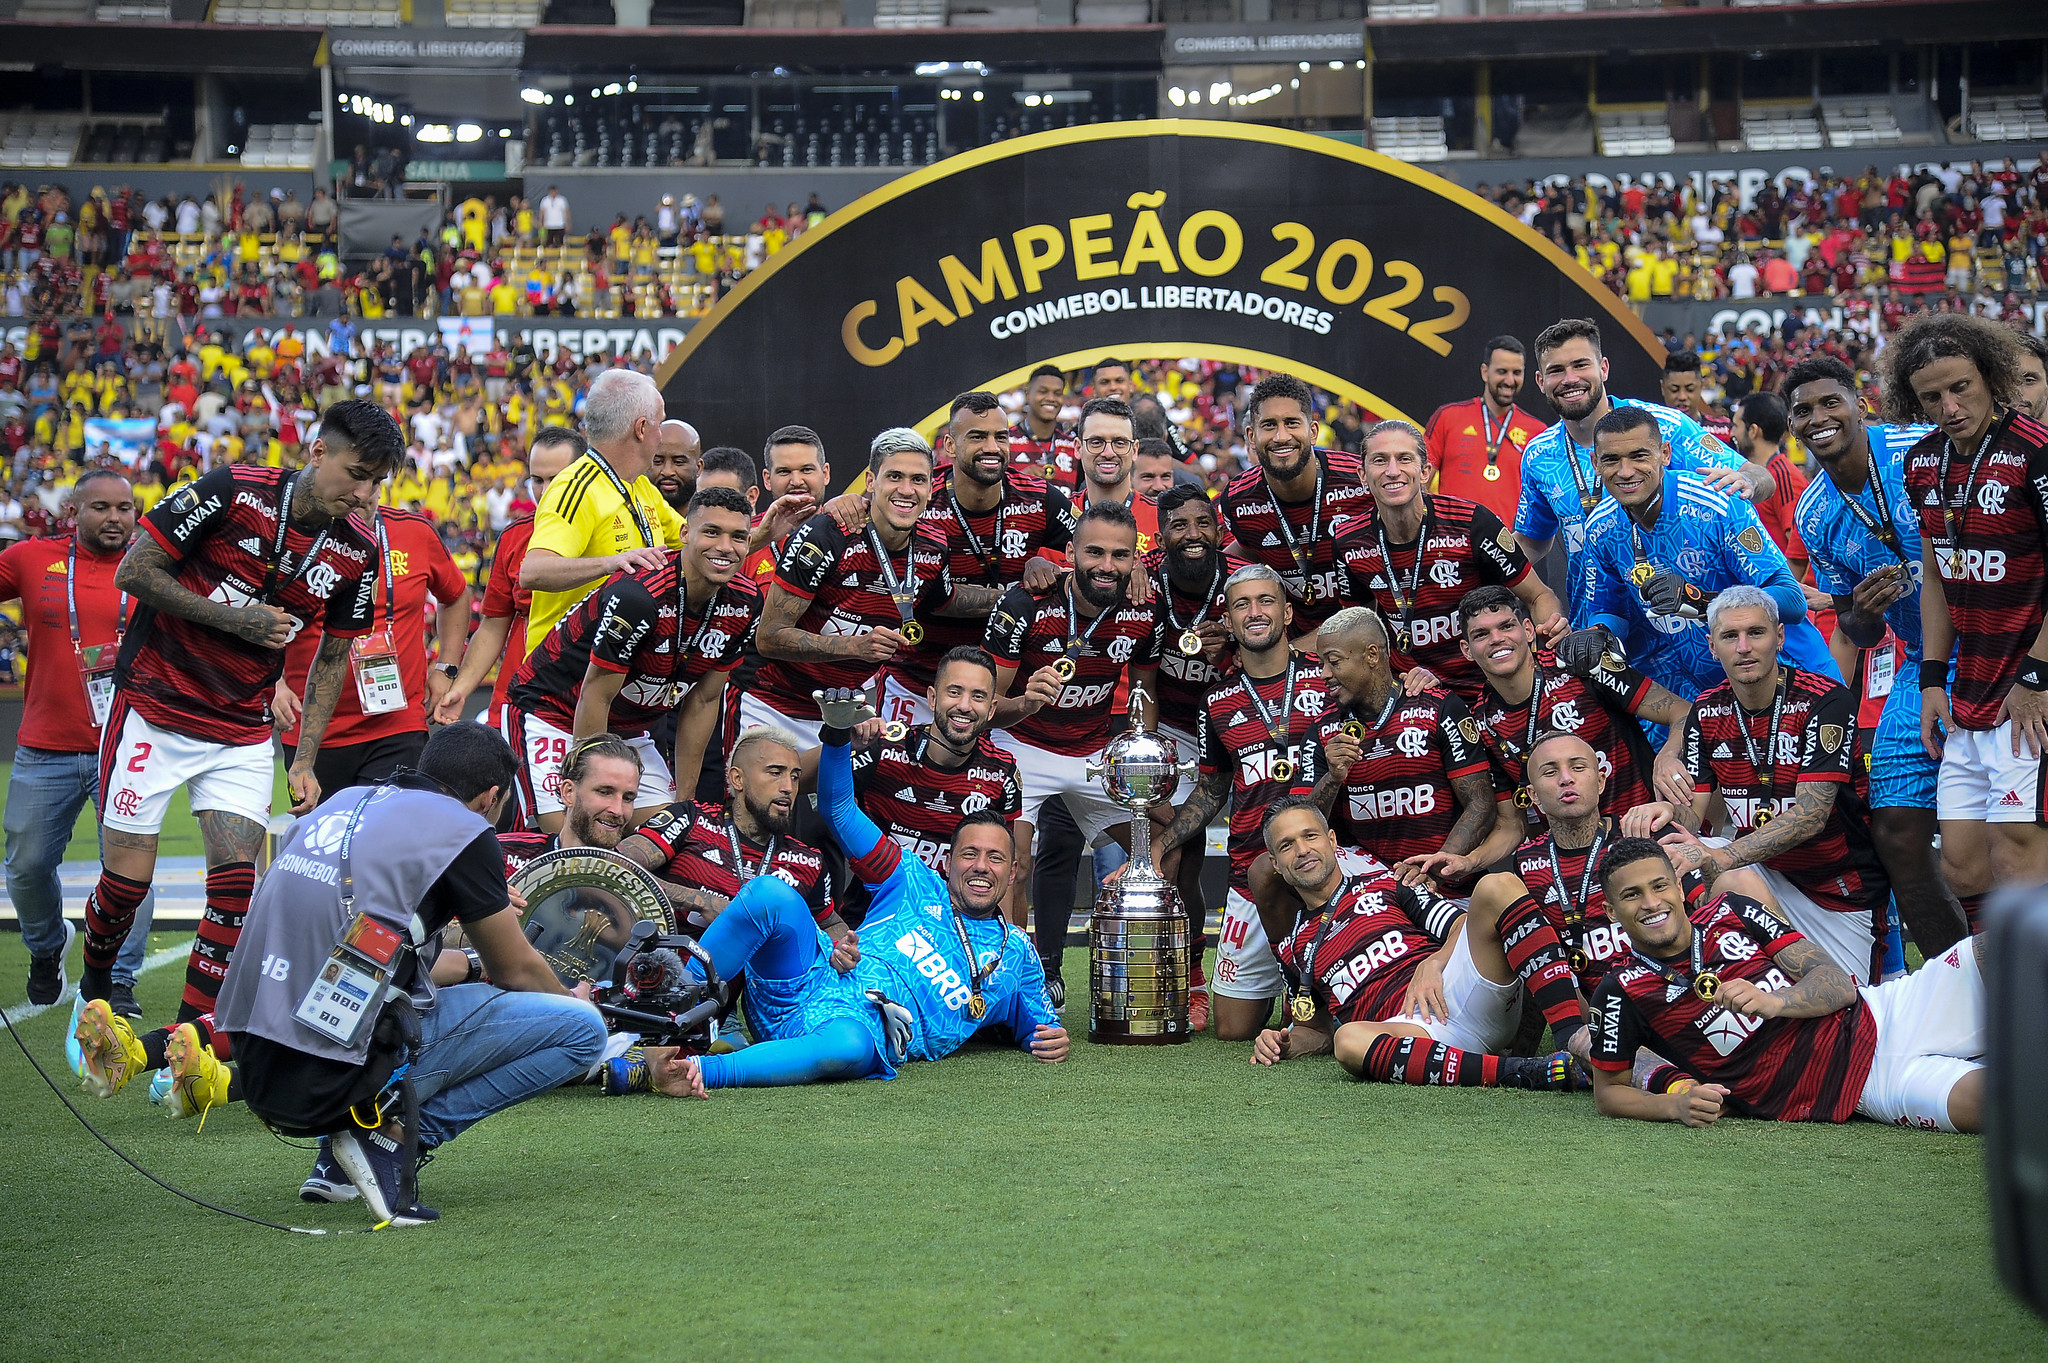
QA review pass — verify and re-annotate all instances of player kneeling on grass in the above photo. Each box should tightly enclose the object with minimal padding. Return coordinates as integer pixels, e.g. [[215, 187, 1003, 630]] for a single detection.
[[1249, 797, 1589, 1092], [1587, 837, 1985, 1131], [623, 688, 1067, 1098]]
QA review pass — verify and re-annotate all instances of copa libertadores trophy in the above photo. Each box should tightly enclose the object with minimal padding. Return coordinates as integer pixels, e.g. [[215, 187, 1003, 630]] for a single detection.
[[1084, 681, 1195, 1044]]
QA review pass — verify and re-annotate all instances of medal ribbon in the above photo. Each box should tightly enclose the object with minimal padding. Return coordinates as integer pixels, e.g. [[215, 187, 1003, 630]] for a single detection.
[[1374, 501, 1436, 650], [1479, 403, 1512, 478], [1733, 668, 1788, 823], [725, 819, 777, 883], [1058, 579, 1114, 663], [1630, 918, 1711, 997], [1544, 821, 1610, 947], [1936, 421, 1999, 555], [587, 450, 654, 548], [1241, 654, 1298, 754], [257, 470, 332, 606], [1161, 558, 1223, 636], [949, 900, 1007, 1010], [66, 538, 128, 648], [1290, 876, 1353, 1014], [1831, 439, 1908, 562], [867, 525, 921, 631], [946, 480, 1006, 583], [1267, 453, 1326, 588], [1562, 432, 1600, 515]]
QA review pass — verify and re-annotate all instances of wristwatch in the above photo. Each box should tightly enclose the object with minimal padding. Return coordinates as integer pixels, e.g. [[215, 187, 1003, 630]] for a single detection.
[[436, 663, 461, 678], [461, 946, 485, 984]]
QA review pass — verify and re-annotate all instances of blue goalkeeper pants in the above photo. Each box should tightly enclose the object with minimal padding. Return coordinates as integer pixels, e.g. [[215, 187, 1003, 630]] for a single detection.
[[691, 876, 883, 1089]]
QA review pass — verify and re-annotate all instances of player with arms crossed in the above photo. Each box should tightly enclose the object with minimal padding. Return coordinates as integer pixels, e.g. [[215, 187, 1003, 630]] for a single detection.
[[1248, 798, 1589, 1093], [506, 486, 761, 831], [1891, 316, 2048, 909], [625, 690, 1065, 1097], [1588, 837, 1985, 1131], [1786, 355, 1966, 956]]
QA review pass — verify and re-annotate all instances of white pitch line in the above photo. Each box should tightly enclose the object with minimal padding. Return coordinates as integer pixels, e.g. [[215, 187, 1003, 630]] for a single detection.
[[2, 938, 195, 1026]]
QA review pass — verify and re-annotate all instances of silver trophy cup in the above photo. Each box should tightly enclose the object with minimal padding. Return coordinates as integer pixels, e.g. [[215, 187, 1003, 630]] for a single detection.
[[1084, 682, 1195, 1044]]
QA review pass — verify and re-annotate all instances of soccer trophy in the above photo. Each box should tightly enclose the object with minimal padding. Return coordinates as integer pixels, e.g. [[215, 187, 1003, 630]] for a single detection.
[[1084, 682, 1195, 1044]]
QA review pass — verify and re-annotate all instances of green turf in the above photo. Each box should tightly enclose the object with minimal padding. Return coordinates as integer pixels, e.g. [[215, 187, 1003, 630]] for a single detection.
[[0, 937, 2037, 1362], [0, 758, 293, 862]]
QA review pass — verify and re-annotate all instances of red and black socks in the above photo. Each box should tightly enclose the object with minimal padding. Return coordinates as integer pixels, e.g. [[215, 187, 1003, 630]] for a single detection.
[[180, 862, 256, 1024], [80, 869, 152, 999], [1359, 1033, 1500, 1087], [1495, 893, 1587, 1045]]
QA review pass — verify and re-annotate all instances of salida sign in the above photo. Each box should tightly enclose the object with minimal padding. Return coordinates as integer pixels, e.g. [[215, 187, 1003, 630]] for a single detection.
[[657, 120, 1662, 489]]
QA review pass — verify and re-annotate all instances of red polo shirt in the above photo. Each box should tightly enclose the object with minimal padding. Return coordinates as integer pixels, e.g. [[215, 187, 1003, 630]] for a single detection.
[[0, 534, 129, 753], [1424, 397, 1545, 525], [481, 515, 537, 727]]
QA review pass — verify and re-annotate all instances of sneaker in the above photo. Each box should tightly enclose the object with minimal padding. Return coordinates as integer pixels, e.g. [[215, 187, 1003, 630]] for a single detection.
[[601, 1045, 651, 1096], [25, 920, 74, 1006], [73, 997, 150, 1098], [1044, 972, 1065, 1012], [330, 1126, 438, 1228], [64, 993, 89, 1080], [106, 983, 141, 1019], [300, 1138, 360, 1203], [161, 1023, 231, 1125], [1187, 954, 1210, 1033], [1499, 1050, 1592, 1092]]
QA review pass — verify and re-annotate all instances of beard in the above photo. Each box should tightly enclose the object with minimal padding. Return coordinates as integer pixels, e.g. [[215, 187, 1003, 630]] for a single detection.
[[567, 802, 623, 850], [1256, 440, 1313, 482], [744, 792, 793, 836], [1547, 378, 1605, 423], [1075, 567, 1126, 609], [657, 476, 695, 511], [1164, 539, 1216, 586]]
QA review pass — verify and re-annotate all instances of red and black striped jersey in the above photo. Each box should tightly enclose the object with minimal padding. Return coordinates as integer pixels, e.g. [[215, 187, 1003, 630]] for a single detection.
[[1218, 449, 1373, 633], [1009, 421, 1079, 493], [1904, 410, 2048, 729], [1472, 651, 1660, 834], [1514, 826, 1709, 994], [1198, 654, 1333, 888], [985, 582, 1159, 754], [851, 727, 1021, 873], [1146, 553, 1241, 738], [746, 512, 954, 722], [629, 799, 834, 928], [1331, 494, 1532, 706], [1309, 686, 1491, 871], [496, 831, 558, 878], [1275, 873, 1464, 1025], [1684, 668, 1885, 918], [883, 467, 1075, 693], [509, 552, 760, 737], [116, 463, 375, 745], [1589, 894, 1876, 1122]]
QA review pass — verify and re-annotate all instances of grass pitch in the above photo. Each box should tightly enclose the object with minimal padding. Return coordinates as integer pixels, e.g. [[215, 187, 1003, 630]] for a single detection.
[[0, 935, 2039, 1362]]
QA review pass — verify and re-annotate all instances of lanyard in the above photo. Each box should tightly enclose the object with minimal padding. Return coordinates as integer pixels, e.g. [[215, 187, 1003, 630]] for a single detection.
[[1545, 821, 1609, 928], [1630, 921, 1715, 1000], [725, 819, 776, 882], [1561, 432, 1601, 515], [1161, 559, 1223, 635], [867, 525, 920, 630], [1241, 655, 1298, 749], [1626, 495, 1663, 589], [1936, 422, 1999, 551], [1290, 876, 1353, 1006], [258, 470, 331, 606], [1267, 454, 1326, 585], [337, 787, 380, 912], [1479, 403, 1513, 477], [947, 481, 1005, 582], [587, 450, 653, 548], [680, 578, 723, 657], [66, 539, 128, 647], [1374, 502, 1435, 649], [949, 902, 1007, 1019], [370, 510, 396, 629], [1519, 665, 1552, 757], [1831, 439, 1908, 562], [1733, 669, 1788, 819], [1058, 580, 1113, 662]]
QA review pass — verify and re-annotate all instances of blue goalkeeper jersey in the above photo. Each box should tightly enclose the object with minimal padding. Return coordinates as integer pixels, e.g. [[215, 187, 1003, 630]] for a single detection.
[[1585, 469, 1839, 706], [1514, 397, 1743, 625], [1793, 423, 1934, 663]]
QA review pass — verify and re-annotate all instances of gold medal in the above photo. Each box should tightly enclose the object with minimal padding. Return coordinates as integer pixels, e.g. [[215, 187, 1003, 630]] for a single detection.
[[1629, 563, 1655, 588], [1754, 809, 1772, 827], [967, 993, 988, 1020], [1483, 464, 1502, 482], [1289, 992, 1316, 1023], [1340, 719, 1366, 740], [1568, 948, 1589, 975], [1514, 786, 1533, 809], [1693, 971, 1721, 1002], [900, 620, 924, 644], [1051, 654, 1077, 681], [1043, 464, 1058, 481], [1270, 756, 1295, 782], [882, 721, 908, 743], [1178, 629, 1203, 657]]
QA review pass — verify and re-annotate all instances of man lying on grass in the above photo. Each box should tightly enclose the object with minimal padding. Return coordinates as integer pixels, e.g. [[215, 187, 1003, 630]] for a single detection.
[[618, 693, 1066, 1098], [1587, 837, 1985, 1131]]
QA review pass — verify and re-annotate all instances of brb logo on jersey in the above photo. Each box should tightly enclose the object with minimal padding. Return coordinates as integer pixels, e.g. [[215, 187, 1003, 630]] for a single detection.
[[895, 927, 974, 1011]]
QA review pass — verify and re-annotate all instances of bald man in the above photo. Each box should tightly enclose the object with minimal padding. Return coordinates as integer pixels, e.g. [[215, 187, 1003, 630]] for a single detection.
[[651, 418, 703, 514]]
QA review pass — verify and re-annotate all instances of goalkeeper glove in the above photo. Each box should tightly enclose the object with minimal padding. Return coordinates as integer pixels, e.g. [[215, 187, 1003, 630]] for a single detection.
[[865, 988, 914, 1063], [1640, 572, 1712, 620]]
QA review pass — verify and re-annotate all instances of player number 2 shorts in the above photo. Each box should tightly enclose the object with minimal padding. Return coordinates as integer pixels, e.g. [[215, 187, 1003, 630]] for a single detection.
[[1854, 938, 1984, 1132], [1936, 721, 2047, 824], [98, 704, 274, 835], [504, 710, 675, 822]]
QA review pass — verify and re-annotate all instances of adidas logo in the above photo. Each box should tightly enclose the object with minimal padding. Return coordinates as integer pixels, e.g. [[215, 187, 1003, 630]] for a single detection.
[[2000, 790, 2026, 807], [841, 573, 861, 588], [1369, 575, 1387, 590], [896, 787, 917, 801], [702, 848, 722, 864], [239, 536, 265, 556], [651, 639, 670, 653], [1261, 532, 1281, 547], [1230, 710, 1250, 727], [1712, 743, 1732, 759]]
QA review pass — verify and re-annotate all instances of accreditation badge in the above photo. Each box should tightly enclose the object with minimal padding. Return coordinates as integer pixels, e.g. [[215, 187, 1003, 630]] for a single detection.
[[350, 627, 407, 714], [78, 640, 118, 728]]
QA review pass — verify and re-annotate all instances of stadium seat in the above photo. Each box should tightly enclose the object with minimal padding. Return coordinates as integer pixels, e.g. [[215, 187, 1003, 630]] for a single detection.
[[1740, 104, 1824, 151], [1968, 96, 2048, 143], [1370, 114, 1448, 163]]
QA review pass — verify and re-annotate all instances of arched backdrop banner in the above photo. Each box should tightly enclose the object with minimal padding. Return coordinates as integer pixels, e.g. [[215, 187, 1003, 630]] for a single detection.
[[656, 119, 1664, 490]]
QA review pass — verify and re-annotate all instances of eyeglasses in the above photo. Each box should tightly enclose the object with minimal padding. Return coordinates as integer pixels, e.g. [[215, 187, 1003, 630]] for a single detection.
[[1079, 436, 1136, 456]]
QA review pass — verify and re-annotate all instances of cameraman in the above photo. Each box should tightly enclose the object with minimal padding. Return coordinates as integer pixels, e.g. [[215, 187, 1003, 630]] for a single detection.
[[214, 723, 605, 1227]]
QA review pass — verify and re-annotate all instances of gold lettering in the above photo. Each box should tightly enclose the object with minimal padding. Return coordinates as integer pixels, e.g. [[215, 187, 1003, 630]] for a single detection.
[[938, 239, 1020, 317], [840, 299, 903, 367], [1119, 202, 1179, 275], [1069, 214, 1118, 281], [1177, 210, 1242, 277], [1012, 224, 1066, 293], [895, 275, 957, 348]]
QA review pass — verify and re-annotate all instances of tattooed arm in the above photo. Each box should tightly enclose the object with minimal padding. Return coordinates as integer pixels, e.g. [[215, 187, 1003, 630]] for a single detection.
[[1440, 770, 1499, 859], [755, 581, 898, 665], [936, 583, 1004, 619], [1158, 767, 1228, 853], [616, 831, 735, 926], [285, 633, 353, 813], [117, 535, 293, 647], [1716, 934, 1860, 1020], [1715, 780, 1836, 874]]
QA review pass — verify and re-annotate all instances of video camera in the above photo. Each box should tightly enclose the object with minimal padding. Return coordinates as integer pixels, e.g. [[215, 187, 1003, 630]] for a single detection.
[[590, 920, 731, 1053]]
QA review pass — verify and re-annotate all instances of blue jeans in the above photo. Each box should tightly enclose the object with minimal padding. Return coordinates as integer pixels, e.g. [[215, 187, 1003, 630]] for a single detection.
[[5, 745, 154, 983], [408, 984, 607, 1149]]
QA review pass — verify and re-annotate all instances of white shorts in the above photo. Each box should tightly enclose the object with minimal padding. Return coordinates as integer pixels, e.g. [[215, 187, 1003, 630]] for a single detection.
[[1855, 940, 1985, 1132], [1936, 722, 2046, 824], [1008, 736, 1131, 843], [1383, 920, 1523, 1054], [98, 704, 274, 834], [734, 690, 828, 754], [1214, 887, 1283, 1000], [1756, 864, 1879, 988], [1158, 723, 1198, 806], [504, 709, 674, 822], [878, 673, 932, 730]]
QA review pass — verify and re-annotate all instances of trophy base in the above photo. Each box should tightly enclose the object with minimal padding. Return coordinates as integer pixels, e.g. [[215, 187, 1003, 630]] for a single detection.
[[1088, 886, 1191, 1046], [1087, 1023, 1192, 1046]]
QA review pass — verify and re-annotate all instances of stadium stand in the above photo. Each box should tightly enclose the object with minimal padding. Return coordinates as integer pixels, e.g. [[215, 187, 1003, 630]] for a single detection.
[[1741, 104, 1826, 151], [1370, 115, 1448, 163], [1970, 97, 2048, 144], [1596, 108, 1675, 158]]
